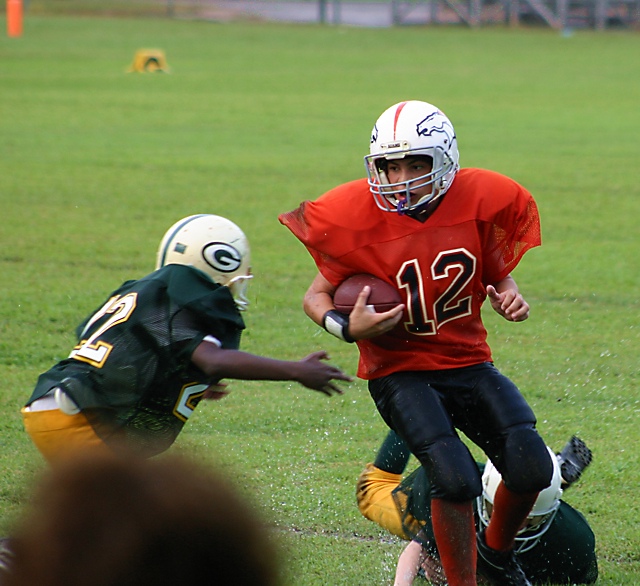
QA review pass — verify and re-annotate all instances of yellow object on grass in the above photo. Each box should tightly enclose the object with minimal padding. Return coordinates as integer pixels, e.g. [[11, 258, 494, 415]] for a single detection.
[[128, 49, 170, 73]]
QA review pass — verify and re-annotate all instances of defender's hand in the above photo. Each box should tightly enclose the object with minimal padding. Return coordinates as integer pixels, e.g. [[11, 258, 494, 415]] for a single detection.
[[203, 382, 230, 401], [296, 351, 352, 396]]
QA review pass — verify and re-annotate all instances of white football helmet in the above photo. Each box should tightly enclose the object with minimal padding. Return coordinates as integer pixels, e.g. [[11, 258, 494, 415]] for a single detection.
[[365, 100, 460, 214], [477, 447, 563, 553], [156, 214, 252, 311]]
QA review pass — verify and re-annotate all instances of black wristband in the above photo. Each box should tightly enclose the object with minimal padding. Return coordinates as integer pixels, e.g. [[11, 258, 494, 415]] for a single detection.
[[322, 310, 355, 343]]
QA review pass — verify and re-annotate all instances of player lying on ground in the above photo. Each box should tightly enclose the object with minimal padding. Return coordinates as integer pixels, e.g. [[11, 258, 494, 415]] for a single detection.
[[22, 214, 351, 461], [357, 430, 597, 585]]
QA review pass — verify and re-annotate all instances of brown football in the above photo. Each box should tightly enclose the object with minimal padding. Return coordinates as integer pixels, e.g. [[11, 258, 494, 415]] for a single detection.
[[333, 274, 402, 315]]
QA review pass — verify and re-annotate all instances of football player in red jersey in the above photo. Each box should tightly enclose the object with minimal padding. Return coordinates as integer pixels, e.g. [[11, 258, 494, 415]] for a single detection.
[[280, 101, 554, 586]]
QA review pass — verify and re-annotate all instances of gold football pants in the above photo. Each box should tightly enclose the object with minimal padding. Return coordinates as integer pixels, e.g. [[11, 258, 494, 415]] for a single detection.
[[22, 407, 111, 463], [356, 463, 417, 540]]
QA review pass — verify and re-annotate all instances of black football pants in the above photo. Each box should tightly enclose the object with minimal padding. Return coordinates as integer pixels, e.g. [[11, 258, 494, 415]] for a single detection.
[[368, 362, 553, 500]]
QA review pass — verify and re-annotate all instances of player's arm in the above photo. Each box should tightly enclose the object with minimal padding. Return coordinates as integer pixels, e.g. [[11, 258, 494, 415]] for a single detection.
[[303, 272, 337, 326], [486, 274, 530, 322], [190, 341, 351, 397], [303, 272, 403, 341], [394, 540, 424, 586]]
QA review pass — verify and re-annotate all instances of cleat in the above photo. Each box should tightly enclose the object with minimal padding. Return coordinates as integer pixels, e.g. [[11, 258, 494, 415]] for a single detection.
[[476, 530, 531, 586], [557, 436, 593, 488]]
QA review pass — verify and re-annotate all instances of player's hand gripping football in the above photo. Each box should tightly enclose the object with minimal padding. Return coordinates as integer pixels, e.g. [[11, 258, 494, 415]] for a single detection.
[[348, 286, 405, 339], [486, 284, 530, 322], [295, 351, 352, 396]]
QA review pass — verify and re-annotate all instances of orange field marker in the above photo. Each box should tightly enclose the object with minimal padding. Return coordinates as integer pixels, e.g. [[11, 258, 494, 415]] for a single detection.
[[7, 0, 23, 38]]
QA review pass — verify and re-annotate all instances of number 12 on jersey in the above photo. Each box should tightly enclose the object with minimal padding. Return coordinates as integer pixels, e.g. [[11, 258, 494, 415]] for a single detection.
[[398, 249, 476, 335]]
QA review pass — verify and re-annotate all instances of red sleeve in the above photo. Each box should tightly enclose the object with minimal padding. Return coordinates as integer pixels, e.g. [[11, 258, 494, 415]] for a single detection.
[[279, 179, 385, 285], [475, 171, 541, 284]]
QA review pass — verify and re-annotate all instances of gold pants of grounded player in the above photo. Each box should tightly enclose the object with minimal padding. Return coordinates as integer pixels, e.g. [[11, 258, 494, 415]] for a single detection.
[[21, 407, 111, 463], [356, 463, 420, 539]]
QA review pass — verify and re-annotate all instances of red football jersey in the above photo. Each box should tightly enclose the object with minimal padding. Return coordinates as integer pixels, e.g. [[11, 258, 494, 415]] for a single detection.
[[279, 169, 541, 379]]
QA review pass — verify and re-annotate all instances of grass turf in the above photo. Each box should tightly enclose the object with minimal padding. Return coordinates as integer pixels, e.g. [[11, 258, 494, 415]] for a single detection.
[[1, 14, 639, 584]]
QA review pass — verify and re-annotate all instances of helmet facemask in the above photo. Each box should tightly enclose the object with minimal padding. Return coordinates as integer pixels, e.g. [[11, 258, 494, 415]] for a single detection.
[[226, 274, 253, 312], [366, 149, 457, 214]]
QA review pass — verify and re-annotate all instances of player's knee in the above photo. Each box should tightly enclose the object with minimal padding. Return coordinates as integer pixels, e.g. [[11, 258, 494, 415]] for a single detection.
[[418, 437, 482, 501], [502, 427, 554, 493]]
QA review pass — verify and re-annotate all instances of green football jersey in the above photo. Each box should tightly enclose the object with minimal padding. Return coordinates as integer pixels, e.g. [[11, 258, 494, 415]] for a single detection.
[[28, 265, 245, 457], [395, 465, 597, 584]]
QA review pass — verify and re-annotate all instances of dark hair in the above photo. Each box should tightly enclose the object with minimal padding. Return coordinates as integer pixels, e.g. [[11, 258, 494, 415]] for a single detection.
[[376, 154, 434, 173], [7, 453, 280, 586]]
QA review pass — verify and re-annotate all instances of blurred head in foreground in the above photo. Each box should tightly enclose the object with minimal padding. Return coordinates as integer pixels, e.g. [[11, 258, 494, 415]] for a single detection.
[[6, 453, 279, 586]]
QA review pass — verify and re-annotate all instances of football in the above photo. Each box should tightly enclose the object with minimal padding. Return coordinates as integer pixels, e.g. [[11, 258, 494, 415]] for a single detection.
[[333, 274, 402, 315]]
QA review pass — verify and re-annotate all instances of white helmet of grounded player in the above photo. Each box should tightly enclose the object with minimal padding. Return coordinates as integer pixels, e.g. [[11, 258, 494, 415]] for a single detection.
[[156, 214, 253, 311], [365, 100, 460, 214], [477, 447, 563, 553]]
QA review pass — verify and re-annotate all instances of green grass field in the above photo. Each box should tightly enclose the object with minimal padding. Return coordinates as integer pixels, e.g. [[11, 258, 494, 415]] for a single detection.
[[1, 12, 639, 584]]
